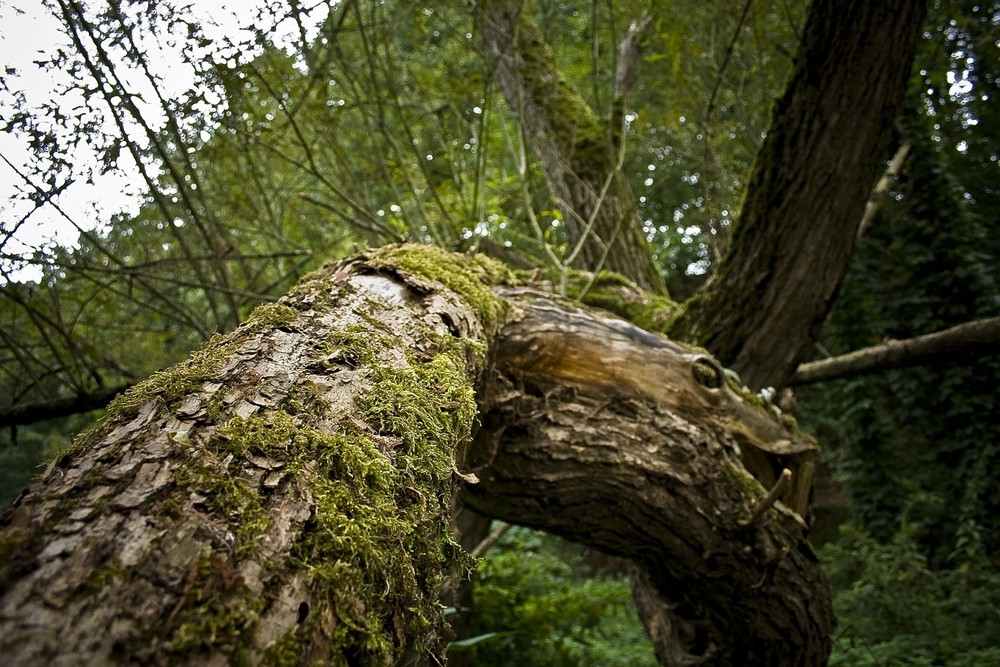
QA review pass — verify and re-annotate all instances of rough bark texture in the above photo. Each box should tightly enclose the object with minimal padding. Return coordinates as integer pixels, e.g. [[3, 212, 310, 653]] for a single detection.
[[672, 0, 929, 390], [477, 0, 667, 295], [0, 246, 833, 664], [463, 291, 832, 665], [0, 245, 509, 666]]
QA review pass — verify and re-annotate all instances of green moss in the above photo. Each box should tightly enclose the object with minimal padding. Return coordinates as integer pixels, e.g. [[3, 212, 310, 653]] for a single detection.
[[363, 244, 515, 332], [191, 317, 478, 663], [514, 15, 612, 178], [579, 289, 679, 334], [107, 304, 299, 420], [65, 302, 303, 460], [259, 631, 303, 667], [177, 461, 271, 561], [101, 333, 232, 425], [279, 381, 331, 422], [243, 302, 299, 331], [726, 376, 769, 412], [298, 325, 475, 662], [724, 464, 767, 503], [81, 562, 126, 595], [165, 563, 266, 657], [523, 267, 680, 334]]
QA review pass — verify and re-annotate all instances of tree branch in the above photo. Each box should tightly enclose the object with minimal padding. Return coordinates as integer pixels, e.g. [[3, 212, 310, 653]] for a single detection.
[[464, 289, 832, 664], [791, 316, 1000, 385], [0, 385, 133, 429]]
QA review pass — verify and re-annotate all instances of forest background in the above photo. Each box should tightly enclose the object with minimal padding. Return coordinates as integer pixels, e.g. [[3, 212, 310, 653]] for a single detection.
[[1, 0, 998, 664]]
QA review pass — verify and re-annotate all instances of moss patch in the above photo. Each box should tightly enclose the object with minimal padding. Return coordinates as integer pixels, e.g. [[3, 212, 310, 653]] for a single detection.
[[164, 552, 266, 657], [522, 267, 680, 334], [362, 244, 515, 332], [724, 465, 767, 504], [513, 14, 613, 178], [181, 316, 480, 663]]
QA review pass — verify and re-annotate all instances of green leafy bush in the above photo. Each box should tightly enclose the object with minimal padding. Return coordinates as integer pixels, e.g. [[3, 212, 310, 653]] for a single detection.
[[454, 527, 657, 667], [823, 524, 1000, 666]]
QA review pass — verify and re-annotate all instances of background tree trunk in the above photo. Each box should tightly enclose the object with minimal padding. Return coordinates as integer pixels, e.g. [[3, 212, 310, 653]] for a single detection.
[[672, 0, 929, 390], [477, 0, 667, 295]]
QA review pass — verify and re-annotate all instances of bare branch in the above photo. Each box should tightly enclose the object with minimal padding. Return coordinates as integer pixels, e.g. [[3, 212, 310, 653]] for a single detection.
[[858, 142, 911, 238], [791, 316, 1000, 385], [0, 384, 131, 428]]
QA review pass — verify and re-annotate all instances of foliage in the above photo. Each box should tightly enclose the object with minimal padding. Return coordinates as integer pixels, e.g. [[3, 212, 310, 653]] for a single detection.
[[800, 72, 1000, 560], [0, 0, 998, 661], [455, 527, 657, 667], [0, 419, 81, 506], [822, 524, 1000, 666]]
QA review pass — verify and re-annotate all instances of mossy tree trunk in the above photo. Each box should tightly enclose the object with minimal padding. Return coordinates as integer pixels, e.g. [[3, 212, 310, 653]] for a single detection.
[[0, 245, 834, 665], [477, 0, 668, 295], [0, 246, 508, 666]]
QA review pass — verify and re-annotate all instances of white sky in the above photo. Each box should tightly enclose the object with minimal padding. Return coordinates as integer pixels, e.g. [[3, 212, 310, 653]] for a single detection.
[[0, 0, 323, 281]]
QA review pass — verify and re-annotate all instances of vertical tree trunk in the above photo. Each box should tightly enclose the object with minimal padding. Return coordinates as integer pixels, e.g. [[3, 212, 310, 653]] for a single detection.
[[672, 0, 929, 390], [477, 0, 668, 295]]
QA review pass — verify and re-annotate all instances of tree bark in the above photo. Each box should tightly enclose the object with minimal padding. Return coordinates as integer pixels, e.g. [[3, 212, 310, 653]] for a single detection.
[[477, 0, 668, 295], [0, 245, 506, 666], [463, 291, 832, 665], [672, 0, 929, 391], [0, 245, 833, 665]]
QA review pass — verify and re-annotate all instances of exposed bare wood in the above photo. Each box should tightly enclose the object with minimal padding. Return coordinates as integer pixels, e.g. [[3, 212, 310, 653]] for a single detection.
[[858, 142, 911, 238]]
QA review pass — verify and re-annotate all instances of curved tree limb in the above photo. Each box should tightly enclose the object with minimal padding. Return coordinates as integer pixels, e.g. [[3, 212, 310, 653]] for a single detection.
[[464, 289, 832, 664]]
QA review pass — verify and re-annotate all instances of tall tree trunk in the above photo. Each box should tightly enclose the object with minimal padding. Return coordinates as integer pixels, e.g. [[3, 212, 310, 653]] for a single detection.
[[0, 245, 833, 664], [477, 0, 668, 295], [672, 0, 929, 390]]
